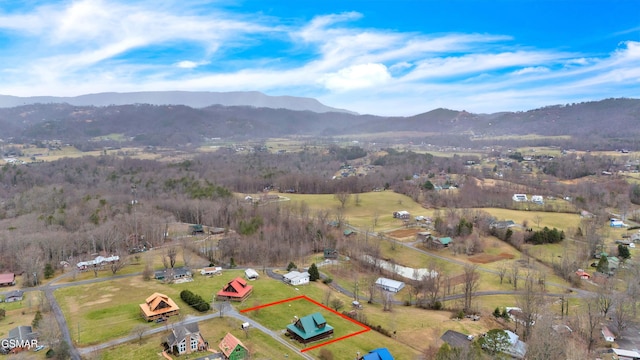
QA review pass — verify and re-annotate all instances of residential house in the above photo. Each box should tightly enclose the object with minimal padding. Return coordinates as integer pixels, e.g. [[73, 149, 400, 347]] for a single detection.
[[323, 248, 338, 260], [4, 326, 37, 352], [165, 323, 207, 355], [154, 266, 192, 281], [4, 290, 23, 302], [416, 232, 431, 243], [360, 348, 394, 360], [217, 278, 253, 302], [531, 195, 544, 204], [0, 273, 15, 286], [286, 312, 334, 344], [76, 255, 120, 272], [244, 268, 259, 280], [139, 293, 180, 321], [611, 219, 628, 228], [200, 266, 222, 276], [602, 326, 615, 342], [575, 269, 591, 280], [440, 330, 472, 349], [504, 330, 527, 359], [218, 333, 249, 360], [432, 237, 453, 248], [283, 271, 310, 286], [610, 348, 640, 360], [506, 307, 536, 327], [490, 220, 516, 230], [608, 256, 621, 272], [392, 211, 410, 219], [512, 194, 528, 202], [375, 277, 405, 293]]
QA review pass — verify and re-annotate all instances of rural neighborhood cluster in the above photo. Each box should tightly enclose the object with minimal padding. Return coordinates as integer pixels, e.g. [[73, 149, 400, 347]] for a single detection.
[[2, 101, 640, 360]]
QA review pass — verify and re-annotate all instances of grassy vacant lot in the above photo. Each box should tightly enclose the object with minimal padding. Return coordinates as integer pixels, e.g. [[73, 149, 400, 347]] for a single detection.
[[477, 208, 581, 230], [282, 191, 432, 231]]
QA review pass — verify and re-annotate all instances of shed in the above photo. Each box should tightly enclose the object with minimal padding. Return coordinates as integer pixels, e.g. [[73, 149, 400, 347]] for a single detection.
[[375, 277, 405, 293], [244, 268, 259, 280]]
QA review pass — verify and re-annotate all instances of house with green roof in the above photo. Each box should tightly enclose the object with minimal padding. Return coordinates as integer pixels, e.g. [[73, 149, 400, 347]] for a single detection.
[[286, 312, 334, 344], [433, 237, 452, 248]]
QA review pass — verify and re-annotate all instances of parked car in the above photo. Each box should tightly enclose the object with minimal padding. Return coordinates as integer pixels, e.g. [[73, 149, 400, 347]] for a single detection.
[[34, 345, 46, 352]]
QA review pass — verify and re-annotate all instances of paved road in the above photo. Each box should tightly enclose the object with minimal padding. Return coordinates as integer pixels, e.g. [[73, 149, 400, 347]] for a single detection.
[[78, 306, 312, 360], [7, 235, 590, 360]]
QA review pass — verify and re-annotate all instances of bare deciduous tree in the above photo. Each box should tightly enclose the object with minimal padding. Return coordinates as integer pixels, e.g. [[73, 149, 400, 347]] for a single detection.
[[612, 293, 635, 338], [497, 260, 508, 285], [131, 324, 148, 345], [462, 264, 479, 313], [334, 192, 351, 209], [165, 246, 178, 268]]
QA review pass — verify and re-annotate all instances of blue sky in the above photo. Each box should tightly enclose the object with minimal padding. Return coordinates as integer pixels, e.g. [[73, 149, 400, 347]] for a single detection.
[[0, 0, 638, 115]]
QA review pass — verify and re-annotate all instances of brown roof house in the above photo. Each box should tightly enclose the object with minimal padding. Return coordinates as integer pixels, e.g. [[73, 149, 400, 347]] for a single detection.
[[139, 293, 180, 321], [165, 323, 207, 355], [218, 332, 249, 360]]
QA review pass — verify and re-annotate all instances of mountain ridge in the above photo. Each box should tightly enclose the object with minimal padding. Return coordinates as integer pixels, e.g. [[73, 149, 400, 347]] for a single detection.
[[0, 97, 638, 150], [0, 91, 355, 114]]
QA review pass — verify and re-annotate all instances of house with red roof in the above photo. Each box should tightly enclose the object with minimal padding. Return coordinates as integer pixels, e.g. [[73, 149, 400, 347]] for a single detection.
[[218, 333, 249, 360], [0, 273, 15, 287], [216, 277, 253, 302], [575, 269, 591, 280]]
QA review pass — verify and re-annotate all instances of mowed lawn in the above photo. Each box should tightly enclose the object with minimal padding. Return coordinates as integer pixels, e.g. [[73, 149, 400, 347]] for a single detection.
[[98, 316, 306, 360]]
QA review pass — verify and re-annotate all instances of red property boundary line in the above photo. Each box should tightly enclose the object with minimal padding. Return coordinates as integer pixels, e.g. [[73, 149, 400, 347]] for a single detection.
[[240, 295, 370, 353]]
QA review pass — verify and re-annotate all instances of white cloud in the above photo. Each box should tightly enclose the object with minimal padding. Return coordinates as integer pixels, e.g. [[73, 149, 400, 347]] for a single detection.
[[0, 2, 638, 115], [319, 63, 391, 91], [513, 66, 550, 75], [175, 60, 209, 69]]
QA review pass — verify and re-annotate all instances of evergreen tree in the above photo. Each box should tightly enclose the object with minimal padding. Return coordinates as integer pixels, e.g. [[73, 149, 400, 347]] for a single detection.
[[44, 263, 55, 279], [308, 263, 320, 281], [619, 244, 631, 260], [596, 256, 609, 274]]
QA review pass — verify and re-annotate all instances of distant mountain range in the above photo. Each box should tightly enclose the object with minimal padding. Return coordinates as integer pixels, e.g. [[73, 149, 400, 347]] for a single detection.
[[0, 91, 354, 114], [0, 96, 638, 150]]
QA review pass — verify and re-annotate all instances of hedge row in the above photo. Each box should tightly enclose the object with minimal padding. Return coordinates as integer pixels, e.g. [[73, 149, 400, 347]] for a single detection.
[[180, 290, 210, 312]]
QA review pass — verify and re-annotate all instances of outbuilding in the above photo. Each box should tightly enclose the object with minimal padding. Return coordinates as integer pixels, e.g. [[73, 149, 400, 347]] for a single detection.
[[375, 277, 405, 293], [244, 268, 259, 280]]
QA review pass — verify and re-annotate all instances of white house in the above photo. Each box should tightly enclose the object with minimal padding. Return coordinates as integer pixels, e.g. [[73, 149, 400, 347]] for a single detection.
[[531, 195, 544, 204], [512, 194, 528, 202], [282, 271, 310, 286], [611, 348, 640, 360], [393, 210, 410, 219], [244, 268, 259, 280], [76, 255, 120, 271], [611, 219, 628, 228], [602, 326, 615, 342], [375, 277, 405, 293], [200, 266, 222, 276]]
